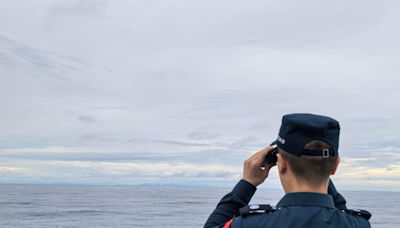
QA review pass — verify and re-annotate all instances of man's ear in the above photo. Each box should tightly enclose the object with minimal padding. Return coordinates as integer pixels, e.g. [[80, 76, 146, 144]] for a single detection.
[[330, 156, 340, 175], [277, 153, 287, 174]]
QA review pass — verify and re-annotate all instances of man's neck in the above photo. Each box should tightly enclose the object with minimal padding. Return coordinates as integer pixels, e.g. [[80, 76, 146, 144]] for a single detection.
[[284, 179, 328, 194]]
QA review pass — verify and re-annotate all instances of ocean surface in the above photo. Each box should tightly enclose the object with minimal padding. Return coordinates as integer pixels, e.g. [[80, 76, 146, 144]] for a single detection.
[[0, 184, 399, 228]]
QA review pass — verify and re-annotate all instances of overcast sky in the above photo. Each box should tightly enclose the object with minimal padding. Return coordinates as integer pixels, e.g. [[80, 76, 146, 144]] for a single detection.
[[1, 0, 399, 190]]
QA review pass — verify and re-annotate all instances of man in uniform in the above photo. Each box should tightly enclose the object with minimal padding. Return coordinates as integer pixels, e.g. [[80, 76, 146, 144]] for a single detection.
[[204, 113, 371, 228]]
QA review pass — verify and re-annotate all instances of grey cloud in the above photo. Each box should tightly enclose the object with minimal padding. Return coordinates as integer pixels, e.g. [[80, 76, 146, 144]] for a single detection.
[[78, 133, 116, 143], [0, 35, 98, 84], [48, 0, 107, 16], [154, 140, 212, 147], [163, 170, 235, 179], [187, 130, 220, 140], [0, 35, 56, 76], [0, 151, 180, 162], [154, 135, 264, 152], [91, 106, 130, 111], [78, 115, 96, 123], [180, 150, 247, 166], [227, 136, 259, 149]]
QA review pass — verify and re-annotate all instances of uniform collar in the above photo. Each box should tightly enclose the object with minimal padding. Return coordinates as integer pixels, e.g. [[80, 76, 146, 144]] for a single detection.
[[277, 192, 335, 209]]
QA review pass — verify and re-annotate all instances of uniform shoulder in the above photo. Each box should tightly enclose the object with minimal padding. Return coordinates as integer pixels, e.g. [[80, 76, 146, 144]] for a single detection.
[[229, 204, 279, 228], [239, 204, 277, 216], [342, 208, 372, 220]]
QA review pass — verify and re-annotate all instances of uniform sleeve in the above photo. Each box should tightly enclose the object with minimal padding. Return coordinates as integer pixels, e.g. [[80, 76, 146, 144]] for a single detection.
[[204, 179, 256, 228], [328, 179, 347, 210]]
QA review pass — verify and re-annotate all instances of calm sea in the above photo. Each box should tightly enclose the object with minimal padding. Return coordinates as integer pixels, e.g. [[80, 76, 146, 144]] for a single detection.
[[0, 184, 398, 227]]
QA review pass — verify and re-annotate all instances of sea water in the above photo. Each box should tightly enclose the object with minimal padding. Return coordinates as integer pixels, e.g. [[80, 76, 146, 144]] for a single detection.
[[0, 184, 398, 227]]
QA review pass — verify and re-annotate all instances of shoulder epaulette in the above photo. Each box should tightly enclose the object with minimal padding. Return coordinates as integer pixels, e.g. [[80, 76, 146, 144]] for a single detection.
[[343, 209, 372, 220], [239, 204, 276, 216]]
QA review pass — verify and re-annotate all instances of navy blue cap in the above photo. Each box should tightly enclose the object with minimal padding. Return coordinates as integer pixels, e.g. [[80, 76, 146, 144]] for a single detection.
[[273, 113, 340, 157]]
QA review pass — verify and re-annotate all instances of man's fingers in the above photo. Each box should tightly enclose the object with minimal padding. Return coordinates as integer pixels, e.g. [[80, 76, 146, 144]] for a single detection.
[[247, 146, 274, 165], [243, 147, 275, 187], [244, 146, 275, 172]]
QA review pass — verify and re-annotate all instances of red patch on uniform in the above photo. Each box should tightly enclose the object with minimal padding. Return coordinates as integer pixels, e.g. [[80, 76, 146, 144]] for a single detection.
[[223, 217, 235, 228]]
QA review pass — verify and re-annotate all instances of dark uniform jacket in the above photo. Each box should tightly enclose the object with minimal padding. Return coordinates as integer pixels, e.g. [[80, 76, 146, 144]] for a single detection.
[[204, 180, 371, 228]]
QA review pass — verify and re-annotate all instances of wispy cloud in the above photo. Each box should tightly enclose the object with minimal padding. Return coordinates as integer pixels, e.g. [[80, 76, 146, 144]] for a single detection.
[[0, 160, 241, 186]]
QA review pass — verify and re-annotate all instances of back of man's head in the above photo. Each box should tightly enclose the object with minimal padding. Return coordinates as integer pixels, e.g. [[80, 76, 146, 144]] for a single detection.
[[273, 113, 341, 189], [279, 140, 338, 188]]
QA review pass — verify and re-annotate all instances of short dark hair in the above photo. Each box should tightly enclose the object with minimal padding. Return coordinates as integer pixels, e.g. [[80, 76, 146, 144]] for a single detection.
[[279, 140, 338, 187]]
